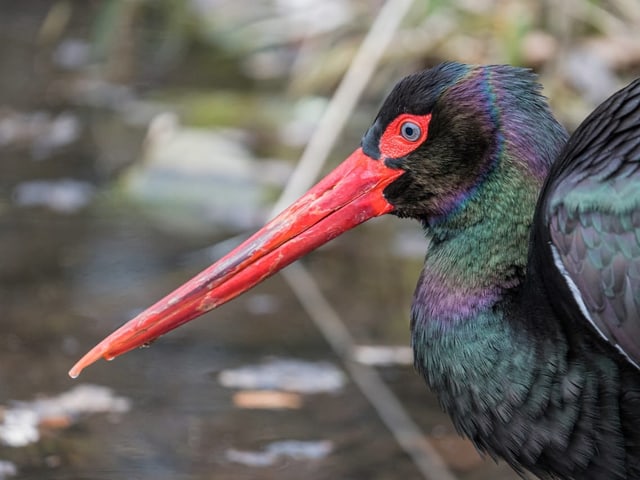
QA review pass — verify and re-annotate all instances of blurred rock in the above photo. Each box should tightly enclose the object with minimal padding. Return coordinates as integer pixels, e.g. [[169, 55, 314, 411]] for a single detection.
[[0, 384, 130, 448], [353, 345, 413, 366], [53, 38, 90, 70], [12, 179, 95, 214], [218, 358, 346, 393], [226, 440, 333, 467], [119, 112, 292, 234], [0, 460, 17, 479], [0, 110, 81, 160], [0, 409, 38, 448]]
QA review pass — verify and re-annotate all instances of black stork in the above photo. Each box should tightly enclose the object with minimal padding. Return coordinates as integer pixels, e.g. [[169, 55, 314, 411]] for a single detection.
[[70, 63, 640, 480]]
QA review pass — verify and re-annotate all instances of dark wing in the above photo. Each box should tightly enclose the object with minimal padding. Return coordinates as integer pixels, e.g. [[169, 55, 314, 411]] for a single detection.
[[535, 78, 640, 368]]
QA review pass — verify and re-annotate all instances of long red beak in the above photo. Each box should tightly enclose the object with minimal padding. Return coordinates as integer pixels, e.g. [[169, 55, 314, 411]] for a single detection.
[[69, 148, 402, 378]]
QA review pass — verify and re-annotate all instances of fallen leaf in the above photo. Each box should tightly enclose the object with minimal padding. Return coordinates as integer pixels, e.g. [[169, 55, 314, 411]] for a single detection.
[[232, 390, 303, 409]]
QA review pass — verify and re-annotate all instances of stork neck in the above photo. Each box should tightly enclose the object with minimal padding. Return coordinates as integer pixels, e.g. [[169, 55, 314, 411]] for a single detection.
[[412, 154, 543, 329]]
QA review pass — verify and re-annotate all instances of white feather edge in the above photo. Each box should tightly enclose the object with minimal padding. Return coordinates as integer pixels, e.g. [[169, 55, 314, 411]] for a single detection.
[[550, 243, 640, 370]]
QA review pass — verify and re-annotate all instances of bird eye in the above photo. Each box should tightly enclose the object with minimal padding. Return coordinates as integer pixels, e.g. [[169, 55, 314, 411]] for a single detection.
[[400, 121, 421, 142]]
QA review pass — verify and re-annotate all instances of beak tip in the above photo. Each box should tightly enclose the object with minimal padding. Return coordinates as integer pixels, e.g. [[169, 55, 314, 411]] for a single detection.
[[68, 345, 110, 378], [68, 364, 82, 379]]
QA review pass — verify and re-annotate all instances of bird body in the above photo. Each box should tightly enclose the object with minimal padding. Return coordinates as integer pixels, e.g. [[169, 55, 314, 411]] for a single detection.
[[70, 63, 640, 479], [373, 63, 640, 479]]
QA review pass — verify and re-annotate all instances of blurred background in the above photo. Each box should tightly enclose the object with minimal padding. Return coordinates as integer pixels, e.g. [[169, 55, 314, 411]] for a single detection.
[[1, 1, 639, 479]]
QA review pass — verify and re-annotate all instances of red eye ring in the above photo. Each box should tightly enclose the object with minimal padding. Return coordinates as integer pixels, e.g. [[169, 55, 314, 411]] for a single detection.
[[379, 113, 431, 159]]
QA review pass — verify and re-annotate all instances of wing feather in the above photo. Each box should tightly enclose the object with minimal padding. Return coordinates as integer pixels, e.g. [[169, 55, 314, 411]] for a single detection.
[[535, 78, 640, 368]]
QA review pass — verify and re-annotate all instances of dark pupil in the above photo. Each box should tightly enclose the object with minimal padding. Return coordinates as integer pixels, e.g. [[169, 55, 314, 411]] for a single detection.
[[401, 122, 420, 141]]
